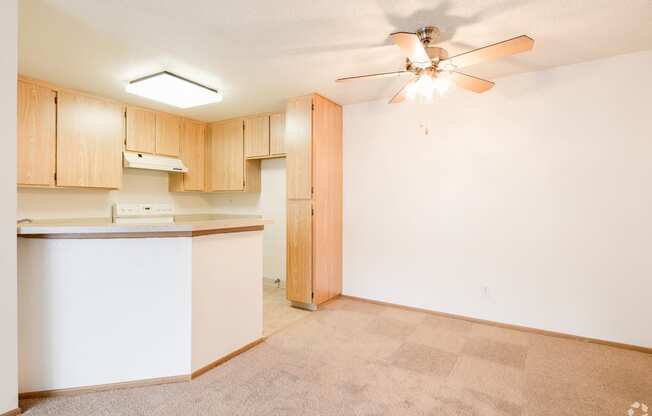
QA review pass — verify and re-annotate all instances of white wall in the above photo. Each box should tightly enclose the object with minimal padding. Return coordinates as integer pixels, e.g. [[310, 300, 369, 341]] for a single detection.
[[260, 159, 287, 282], [343, 49, 652, 348], [17, 169, 216, 219], [211, 158, 287, 282], [0, 0, 18, 413]]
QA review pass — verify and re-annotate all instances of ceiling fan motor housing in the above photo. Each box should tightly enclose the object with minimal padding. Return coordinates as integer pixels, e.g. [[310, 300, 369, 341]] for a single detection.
[[416, 26, 440, 45], [415, 27, 448, 65]]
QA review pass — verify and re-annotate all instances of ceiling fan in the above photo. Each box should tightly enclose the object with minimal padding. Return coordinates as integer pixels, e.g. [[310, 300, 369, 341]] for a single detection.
[[336, 27, 534, 103]]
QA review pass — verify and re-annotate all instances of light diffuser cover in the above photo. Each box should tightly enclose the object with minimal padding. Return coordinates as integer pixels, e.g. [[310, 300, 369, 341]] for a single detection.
[[126, 71, 222, 108]]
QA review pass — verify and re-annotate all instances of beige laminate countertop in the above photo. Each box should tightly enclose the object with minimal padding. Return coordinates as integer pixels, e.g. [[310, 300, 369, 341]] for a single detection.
[[17, 214, 271, 238]]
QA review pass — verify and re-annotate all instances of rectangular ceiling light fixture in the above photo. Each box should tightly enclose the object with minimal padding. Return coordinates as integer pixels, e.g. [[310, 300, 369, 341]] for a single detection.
[[125, 71, 223, 108]]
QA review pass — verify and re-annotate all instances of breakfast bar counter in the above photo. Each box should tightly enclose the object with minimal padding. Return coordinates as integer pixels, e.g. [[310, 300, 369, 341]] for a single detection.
[[17, 214, 270, 237], [17, 214, 269, 397]]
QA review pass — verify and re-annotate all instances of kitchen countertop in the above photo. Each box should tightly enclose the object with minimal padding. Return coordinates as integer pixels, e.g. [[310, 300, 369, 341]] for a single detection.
[[17, 214, 271, 238]]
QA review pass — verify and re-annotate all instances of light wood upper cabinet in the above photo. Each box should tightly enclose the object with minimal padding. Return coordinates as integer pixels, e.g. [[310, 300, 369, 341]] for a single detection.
[[181, 120, 206, 191], [206, 119, 245, 191], [244, 115, 270, 158], [269, 113, 285, 155], [170, 119, 206, 192], [206, 119, 260, 192], [285, 96, 313, 199], [56, 91, 124, 189], [125, 106, 156, 154], [243, 113, 285, 159], [155, 113, 181, 157], [244, 159, 261, 193], [17, 80, 56, 186]]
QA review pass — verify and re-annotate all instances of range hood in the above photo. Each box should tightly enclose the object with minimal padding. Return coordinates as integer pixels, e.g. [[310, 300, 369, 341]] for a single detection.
[[123, 151, 188, 173]]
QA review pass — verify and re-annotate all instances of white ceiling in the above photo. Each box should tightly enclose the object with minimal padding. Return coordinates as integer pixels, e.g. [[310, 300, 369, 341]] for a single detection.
[[19, 0, 652, 122]]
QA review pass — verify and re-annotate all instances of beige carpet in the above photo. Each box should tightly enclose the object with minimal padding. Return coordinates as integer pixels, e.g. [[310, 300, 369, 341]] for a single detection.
[[21, 297, 652, 415]]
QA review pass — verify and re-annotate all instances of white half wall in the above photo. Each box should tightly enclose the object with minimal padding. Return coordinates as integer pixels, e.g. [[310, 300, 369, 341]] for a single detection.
[[0, 0, 18, 412], [343, 49, 652, 348], [191, 232, 264, 372], [18, 237, 192, 392]]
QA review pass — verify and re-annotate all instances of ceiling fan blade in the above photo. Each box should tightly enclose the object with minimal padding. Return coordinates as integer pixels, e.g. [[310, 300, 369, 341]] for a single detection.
[[448, 72, 495, 93], [336, 71, 413, 83], [390, 32, 431, 68], [442, 35, 534, 69], [388, 79, 415, 104]]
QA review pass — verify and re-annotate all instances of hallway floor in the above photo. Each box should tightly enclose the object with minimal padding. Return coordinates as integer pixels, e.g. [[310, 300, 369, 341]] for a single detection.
[[263, 279, 311, 335], [20, 297, 652, 415]]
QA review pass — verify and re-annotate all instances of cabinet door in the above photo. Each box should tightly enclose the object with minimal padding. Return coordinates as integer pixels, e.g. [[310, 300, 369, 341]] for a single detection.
[[155, 112, 181, 156], [244, 115, 270, 158], [206, 119, 245, 191], [17, 80, 56, 186], [269, 113, 285, 155], [244, 159, 261, 192], [286, 199, 313, 304], [286, 96, 312, 199], [312, 95, 343, 304], [56, 91, 123, 189], [179, 120, 205, 191], [126, 106, 156, 153]]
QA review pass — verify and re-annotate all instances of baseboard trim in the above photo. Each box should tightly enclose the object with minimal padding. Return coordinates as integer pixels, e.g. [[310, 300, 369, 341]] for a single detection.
[[290, 294, 341, 312], [18, 374, 190, 400], [19, 338, 267, 400], [316, 294, 342, 309], [191, 337, 266, 379], [341, 295, 652, 355], [290, 300, 317, 311], [0, 408, 21, 416]]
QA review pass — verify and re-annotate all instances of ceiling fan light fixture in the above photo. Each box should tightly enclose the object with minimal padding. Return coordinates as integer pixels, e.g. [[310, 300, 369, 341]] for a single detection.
[[407, 74, 433, 99], [406, 74, 450, 102], [125, 71, 223, 108], [432, 74, 451, 95]]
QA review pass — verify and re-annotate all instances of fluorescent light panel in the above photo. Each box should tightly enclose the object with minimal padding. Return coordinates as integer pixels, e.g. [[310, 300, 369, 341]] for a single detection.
[[126, 71, 222, 108]]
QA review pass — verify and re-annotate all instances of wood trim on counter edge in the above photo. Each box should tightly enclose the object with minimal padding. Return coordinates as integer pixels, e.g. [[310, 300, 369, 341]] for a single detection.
[[340, 295, 652, 355], [191, 337, 266, 380], [191, 225, 263, 237], [0, 408, 21, 416], [18, 375, 190, 400], [17, 225, 264, 240]]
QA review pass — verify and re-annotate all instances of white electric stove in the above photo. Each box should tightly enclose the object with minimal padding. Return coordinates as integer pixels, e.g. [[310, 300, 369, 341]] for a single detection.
[[112, 203, 175, 224]]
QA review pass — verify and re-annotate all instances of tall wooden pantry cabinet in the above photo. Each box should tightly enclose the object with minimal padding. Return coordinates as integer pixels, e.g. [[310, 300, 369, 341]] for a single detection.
[[285, 94, 343, 309]]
